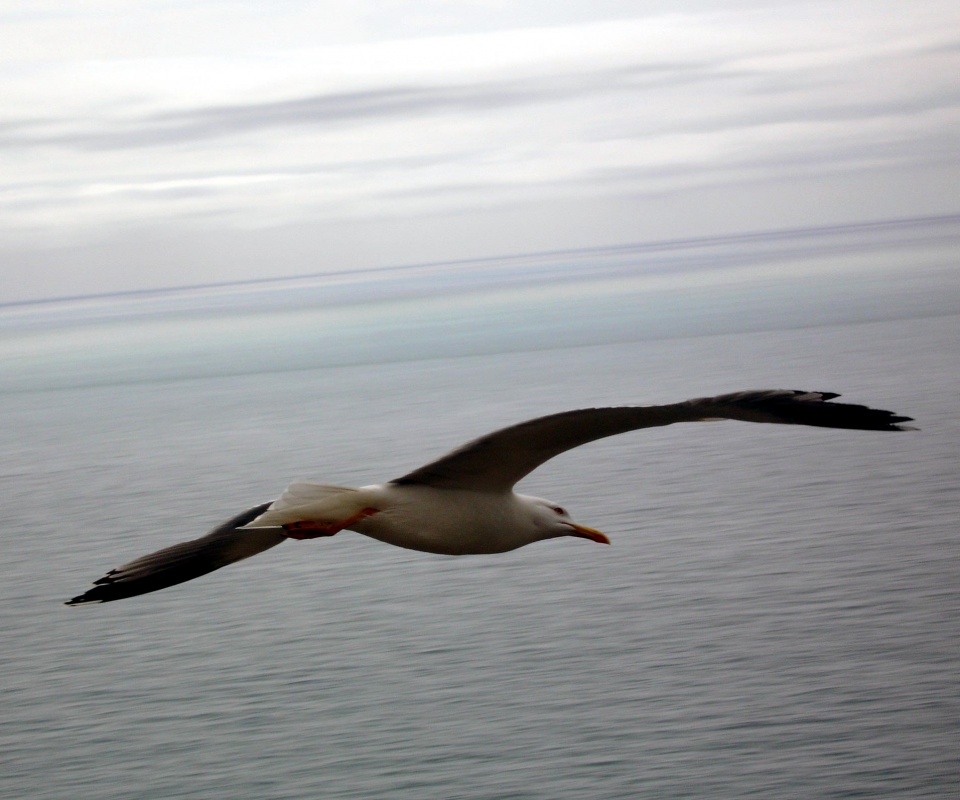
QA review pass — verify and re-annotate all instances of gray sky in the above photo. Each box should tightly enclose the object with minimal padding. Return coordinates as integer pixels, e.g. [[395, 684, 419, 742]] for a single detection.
[[2, 0, 958, 302]]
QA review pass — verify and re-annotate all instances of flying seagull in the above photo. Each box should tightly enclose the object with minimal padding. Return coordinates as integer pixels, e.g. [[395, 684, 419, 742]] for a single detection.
[[66, 390, 913, 605]]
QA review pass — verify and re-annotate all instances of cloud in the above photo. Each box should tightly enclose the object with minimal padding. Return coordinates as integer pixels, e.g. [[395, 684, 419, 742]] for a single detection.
[[0, 3, 958, 300], [0, 62, 716, 152], [7, 30, 958, 156]]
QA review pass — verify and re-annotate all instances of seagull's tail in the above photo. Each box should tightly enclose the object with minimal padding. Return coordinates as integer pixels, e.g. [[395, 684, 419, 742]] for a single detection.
[[65, 503, 285, 605], [240, 482, 366, 528]]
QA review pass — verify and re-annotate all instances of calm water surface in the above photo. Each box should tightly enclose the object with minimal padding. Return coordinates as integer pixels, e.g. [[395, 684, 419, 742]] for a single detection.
[[1, 299, 957, 798]]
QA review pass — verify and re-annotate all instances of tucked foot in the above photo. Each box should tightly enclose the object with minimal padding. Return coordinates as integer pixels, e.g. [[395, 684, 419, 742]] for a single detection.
[[282, 521, 342, 540], [281, 508, 380, 540]]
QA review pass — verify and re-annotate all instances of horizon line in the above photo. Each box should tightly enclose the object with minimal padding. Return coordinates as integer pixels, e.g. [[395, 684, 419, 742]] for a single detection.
[[2, 211, 957, 311]]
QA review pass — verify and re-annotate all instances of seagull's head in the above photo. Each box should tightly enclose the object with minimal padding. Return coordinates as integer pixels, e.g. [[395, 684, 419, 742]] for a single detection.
[[521, 495, 611, 547]]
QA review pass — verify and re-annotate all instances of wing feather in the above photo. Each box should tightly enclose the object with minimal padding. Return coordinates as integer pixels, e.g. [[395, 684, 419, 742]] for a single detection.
[[390, 390, 914, 491], [65, 502, 284, 605]]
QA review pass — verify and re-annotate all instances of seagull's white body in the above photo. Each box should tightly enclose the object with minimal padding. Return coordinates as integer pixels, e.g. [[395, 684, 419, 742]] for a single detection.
[[257, 483, 586, 555], [66, 389, 914, 605]]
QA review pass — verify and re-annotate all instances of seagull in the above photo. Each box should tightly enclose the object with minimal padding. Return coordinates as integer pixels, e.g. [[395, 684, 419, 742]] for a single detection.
[[65, 389, 914, 605]]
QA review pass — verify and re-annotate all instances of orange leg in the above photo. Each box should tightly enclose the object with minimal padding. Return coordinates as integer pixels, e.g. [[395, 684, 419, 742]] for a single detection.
[[282, 507, 379, 540]]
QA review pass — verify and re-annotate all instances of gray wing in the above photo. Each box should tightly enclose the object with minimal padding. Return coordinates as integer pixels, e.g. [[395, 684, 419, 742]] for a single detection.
[[65, 502, 285, 605], [390, 390, 914, 492]]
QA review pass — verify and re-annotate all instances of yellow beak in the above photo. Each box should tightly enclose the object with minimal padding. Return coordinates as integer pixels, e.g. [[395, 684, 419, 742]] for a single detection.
[[566, 522, 611, 545]]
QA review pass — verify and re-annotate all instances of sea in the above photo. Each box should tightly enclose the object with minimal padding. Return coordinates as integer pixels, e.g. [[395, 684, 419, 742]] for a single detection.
[[1, 217, 958, 799]]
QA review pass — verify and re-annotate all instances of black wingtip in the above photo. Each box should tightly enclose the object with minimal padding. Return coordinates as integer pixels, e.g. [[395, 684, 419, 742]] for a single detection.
[[831, 391, 916, 431], [785, 390, 916, 431], [65, 580, 116, 605], [65, 568, 124, 605], [64, 501, 277, 607], [64, 594, 102, 606]]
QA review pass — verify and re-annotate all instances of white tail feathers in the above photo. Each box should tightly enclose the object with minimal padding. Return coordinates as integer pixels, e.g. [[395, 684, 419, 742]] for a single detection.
[[242, 483, 365, 528], [270, 482, 360, 512]]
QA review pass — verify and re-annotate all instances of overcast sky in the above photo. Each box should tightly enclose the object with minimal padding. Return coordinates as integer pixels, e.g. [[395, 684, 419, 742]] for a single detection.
[[2, 0, 958, 302]]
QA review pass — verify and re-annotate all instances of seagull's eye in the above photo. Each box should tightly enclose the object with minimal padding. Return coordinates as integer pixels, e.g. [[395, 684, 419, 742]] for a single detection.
[[553, 506, 566, 516]]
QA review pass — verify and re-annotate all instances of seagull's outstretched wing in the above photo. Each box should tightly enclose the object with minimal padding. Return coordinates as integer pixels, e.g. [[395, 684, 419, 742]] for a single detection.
[[65, 503, 283, 605], [390, 390, 914, 492]]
